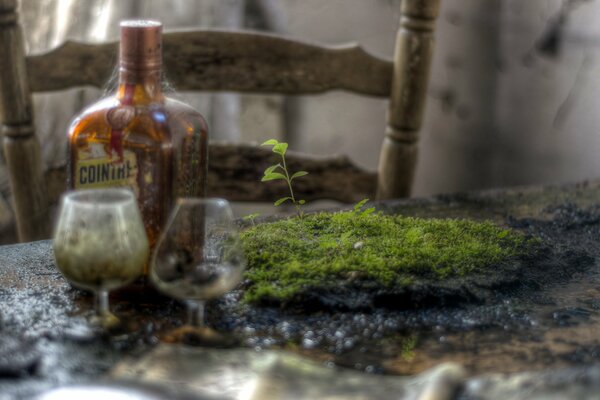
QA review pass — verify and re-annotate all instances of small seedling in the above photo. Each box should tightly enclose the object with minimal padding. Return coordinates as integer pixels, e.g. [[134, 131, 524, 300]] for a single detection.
[[243, 213, 260, 226], [261, 139, 308, 218], [353, 198, 375, 217]]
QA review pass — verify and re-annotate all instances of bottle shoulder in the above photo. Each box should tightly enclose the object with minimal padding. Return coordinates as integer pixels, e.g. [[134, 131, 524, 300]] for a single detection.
[[164, 97, 201, 114], [164, 96, 209, 138], [76, 96, 125, 120], [68, 96, 171, 144], [68, 94, 208, 144], [67, 97, 116, 137]]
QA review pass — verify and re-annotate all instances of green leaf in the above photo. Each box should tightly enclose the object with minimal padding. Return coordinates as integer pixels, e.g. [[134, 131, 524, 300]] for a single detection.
[[498, 230, 509, 239], [298, 199, 306, 205], [274, 197, 292, 206], [261, 139, 279, 146], [261, 172, 287, 182], [272, 142, 288, 156], [264, 164, 281, 175], [361, 207, 376, 216], [291, 171, 308, 180], [354, 198, 369, 213]]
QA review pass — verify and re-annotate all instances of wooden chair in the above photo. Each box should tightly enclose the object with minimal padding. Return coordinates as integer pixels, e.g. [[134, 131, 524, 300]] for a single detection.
[[0, 0, 441, 242]]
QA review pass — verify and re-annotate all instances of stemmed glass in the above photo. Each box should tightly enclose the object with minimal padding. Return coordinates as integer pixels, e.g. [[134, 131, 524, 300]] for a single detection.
[[150, 198, 245, 342], [53, 188, 149, 327]]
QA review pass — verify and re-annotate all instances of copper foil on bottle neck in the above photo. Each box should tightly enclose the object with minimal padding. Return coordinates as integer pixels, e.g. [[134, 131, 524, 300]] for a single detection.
[[119, 20, 162, 71]]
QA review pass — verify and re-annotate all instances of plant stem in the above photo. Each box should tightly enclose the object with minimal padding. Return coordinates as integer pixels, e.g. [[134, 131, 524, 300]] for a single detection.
[[281, 154, 303, 218]]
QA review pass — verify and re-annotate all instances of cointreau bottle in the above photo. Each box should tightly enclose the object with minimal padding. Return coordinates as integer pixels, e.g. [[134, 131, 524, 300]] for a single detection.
[[67, 20, 208, 269]]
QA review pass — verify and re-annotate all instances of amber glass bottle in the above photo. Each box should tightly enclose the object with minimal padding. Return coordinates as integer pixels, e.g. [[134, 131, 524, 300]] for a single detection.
[[67, 20, 208, 274]]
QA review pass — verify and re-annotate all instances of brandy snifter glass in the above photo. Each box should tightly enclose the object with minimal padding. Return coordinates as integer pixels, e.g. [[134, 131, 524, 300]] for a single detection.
[[150, 198, 245, 332], [53, 188, 149, 326]]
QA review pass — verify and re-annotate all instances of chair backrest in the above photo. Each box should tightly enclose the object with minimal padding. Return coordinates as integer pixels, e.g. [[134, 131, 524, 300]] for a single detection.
[[0, 0, 441, 242]]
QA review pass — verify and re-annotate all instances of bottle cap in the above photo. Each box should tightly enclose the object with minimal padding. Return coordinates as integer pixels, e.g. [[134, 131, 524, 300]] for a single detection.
[[119, 20, 162, 71]]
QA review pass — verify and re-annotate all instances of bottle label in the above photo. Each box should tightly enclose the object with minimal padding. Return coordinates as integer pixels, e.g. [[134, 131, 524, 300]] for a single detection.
[[74, 144, 139, 195]]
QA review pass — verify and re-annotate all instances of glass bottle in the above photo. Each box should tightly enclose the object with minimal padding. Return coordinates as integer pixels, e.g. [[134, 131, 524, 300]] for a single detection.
[[67, 20, 208, 274]]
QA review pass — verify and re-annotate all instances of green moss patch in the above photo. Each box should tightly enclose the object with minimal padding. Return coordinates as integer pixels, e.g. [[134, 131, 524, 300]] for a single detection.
[[240, 210, 531, 305]]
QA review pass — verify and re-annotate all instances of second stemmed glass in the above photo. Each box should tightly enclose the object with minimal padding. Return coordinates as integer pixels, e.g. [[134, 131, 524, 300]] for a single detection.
[[150, 198, 245, 338]]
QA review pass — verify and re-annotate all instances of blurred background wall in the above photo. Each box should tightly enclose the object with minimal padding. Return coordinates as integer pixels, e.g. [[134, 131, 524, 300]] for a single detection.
[[17, 0, 600, 201]]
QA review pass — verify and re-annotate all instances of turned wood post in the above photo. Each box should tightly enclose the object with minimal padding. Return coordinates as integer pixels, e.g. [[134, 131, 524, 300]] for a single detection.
[[377, 0, 441, 200], [0, 0, 50, 241]]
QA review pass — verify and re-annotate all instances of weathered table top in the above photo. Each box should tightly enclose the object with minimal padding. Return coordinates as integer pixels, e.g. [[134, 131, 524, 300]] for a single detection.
[[1, 180, 600, 399]]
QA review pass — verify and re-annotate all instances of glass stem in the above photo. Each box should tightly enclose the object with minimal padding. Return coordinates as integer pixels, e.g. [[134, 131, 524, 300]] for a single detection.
[[96, 289, 110, 316], [187, 300, 205, 327]]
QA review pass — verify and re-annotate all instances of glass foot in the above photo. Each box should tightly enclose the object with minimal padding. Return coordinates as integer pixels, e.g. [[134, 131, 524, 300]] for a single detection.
[[88, 289, 122, 331], [88, 311, 121, 331], [162, 326, 239, 348]]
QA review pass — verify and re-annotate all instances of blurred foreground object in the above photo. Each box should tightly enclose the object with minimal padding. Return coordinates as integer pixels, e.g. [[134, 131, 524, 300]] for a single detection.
[[53, 188, 149, 327]]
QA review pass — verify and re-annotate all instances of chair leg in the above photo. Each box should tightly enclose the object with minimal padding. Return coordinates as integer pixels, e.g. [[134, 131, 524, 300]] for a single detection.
[[377, 137, 418, 199], [376, 0, 441, 200], [3, 133, 50, 241], [0, 0, 50, 241]]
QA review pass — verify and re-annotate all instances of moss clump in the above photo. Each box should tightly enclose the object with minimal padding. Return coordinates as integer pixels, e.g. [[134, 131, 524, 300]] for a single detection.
[[240, 210, 530, 304]]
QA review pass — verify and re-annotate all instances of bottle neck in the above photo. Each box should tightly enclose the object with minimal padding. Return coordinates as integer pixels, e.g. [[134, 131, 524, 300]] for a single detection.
[[117, 68, 163, 104]]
